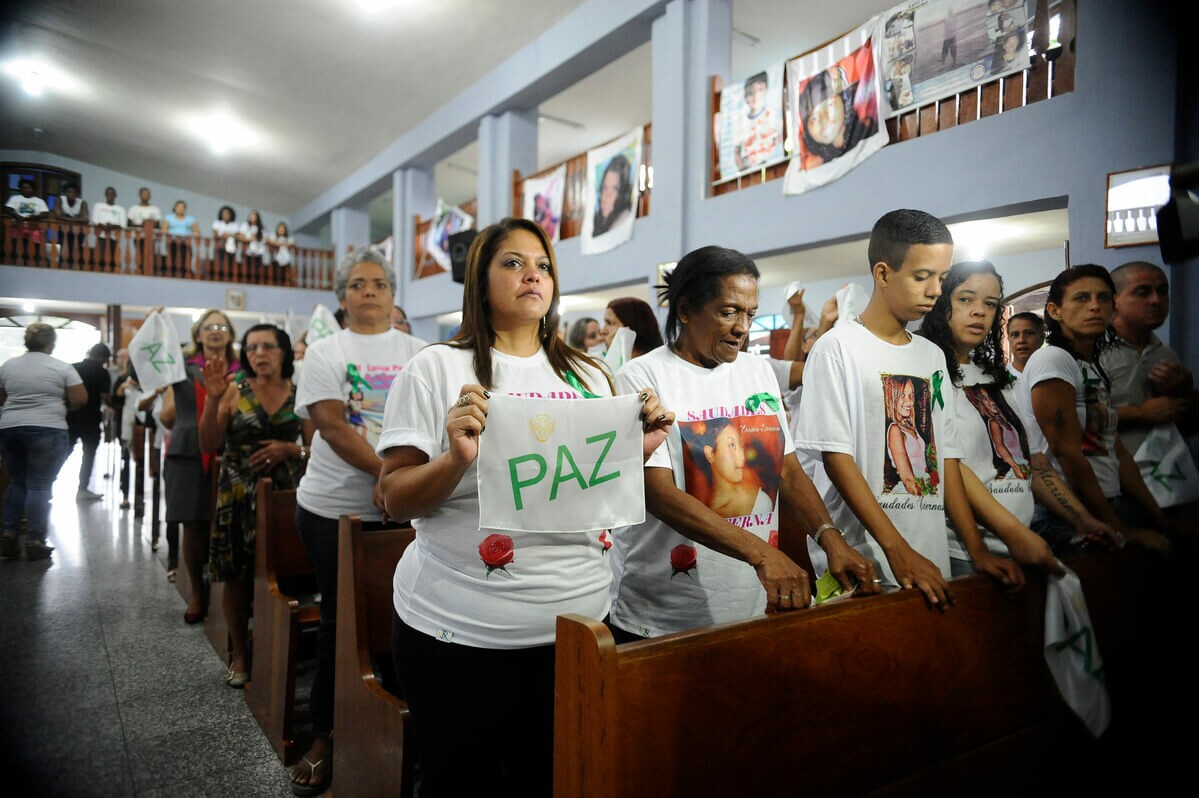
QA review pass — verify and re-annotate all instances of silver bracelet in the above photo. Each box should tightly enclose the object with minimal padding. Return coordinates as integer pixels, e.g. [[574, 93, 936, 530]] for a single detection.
[[812, 523, 841, 546]]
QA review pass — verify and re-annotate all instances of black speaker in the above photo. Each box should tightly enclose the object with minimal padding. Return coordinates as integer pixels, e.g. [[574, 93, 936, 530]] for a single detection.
[[449, 230, 477, 284], [1158, 161, 1199, 263]]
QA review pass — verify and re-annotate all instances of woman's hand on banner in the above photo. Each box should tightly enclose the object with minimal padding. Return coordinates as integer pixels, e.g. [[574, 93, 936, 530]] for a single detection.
[[447, 383, 490, 466]]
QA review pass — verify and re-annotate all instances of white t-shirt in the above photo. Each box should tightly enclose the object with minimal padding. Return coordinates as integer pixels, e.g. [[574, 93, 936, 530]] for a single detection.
[[272, 236, 294, 266], [242, 223, 267, 257], [0, 352, 84, 431], [6, 194, 49, 218], [127, 204, 162, 225], [609, 347, 793, 637], [1006, 362, 1023, 382], [92, 203, 127, 236], [295, 328, 428, 521], [1015, 347, 1120, 498], [378, 344, 614, 649], [794, 321, 962, 587], [948, 362, 1044, 561], [213, 220, 240, 255]]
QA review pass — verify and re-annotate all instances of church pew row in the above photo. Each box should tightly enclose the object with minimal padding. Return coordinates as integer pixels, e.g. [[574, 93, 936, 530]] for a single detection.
[[245, 478, 321, 762], [553, 548, 1185, 796], [331, 515, 417, 798]]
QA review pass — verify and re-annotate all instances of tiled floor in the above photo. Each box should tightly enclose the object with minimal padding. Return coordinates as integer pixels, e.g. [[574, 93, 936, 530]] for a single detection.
[[1, 442, 298, 797]]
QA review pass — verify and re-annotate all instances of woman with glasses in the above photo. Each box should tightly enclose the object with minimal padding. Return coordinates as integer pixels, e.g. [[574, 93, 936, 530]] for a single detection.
[[161, 309, 238, 624], [198, 324, 311, 688]]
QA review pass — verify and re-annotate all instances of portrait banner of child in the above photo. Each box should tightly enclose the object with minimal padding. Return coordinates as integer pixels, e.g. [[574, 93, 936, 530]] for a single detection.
[[783, 20, 888, 196], [581, 126, 643, 256], [520, 164, 566, 244], [717, 62, 786, 181]]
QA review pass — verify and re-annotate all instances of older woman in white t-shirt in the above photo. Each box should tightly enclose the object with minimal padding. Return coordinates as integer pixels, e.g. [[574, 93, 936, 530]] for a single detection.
[[288, 246, 428, 796], [377, 217, 671, 797], [609, 246, 879, 643]]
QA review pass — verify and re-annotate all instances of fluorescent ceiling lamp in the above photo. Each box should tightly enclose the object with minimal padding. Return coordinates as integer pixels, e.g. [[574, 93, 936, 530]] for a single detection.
[[949, 219, 1006, 261], [351, 0, 406, 13], [22, 302, 36, 313], [178, 109, 262, 155], [538, 113, 585, 131], [1, 57, 87, 98], [733, 28, 761, 47]]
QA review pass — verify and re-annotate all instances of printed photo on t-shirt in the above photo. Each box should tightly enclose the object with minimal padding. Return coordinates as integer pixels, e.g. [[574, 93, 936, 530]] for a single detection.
[[678, 415, 784, 521], [882, 374, 940, 496], [1079, 364, 1114, 457], [963, 384, 1030, 479], [345, 362, 403, 447]]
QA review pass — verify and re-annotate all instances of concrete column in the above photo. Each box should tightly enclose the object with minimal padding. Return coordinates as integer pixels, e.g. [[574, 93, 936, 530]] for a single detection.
[[330, 206, 371, 260], [476, 109, 539, 226], [393, 166, 436, 307]]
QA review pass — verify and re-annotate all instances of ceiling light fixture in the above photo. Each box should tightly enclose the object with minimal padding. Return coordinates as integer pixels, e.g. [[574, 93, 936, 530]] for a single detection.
[[2, 57, 85, 98], [179, 109, 261, 156], [22, 302, 36, 313]]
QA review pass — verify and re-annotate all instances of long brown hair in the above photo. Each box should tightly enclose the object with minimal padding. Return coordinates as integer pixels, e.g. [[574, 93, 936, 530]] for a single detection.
[[448, 217, 611, 393]]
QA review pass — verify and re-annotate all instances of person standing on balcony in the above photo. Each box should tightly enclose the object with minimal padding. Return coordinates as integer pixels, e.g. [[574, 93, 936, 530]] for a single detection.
[[212, 205, 239, 280], [4, 178, 50, 264], [241, 210, 267, 284], [127, 187, 162, 273], [92, 187, 127, 270], [55, 181, 88, 266], [162, 200, 200, 276]]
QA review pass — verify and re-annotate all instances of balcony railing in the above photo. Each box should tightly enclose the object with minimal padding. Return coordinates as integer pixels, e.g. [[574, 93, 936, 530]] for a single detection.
[[1, 218, 334, 290]]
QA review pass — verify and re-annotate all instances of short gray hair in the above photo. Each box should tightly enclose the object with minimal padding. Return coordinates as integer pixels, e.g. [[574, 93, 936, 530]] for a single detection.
[[25, 323, 56, 353], [333, 247, 395, 301]]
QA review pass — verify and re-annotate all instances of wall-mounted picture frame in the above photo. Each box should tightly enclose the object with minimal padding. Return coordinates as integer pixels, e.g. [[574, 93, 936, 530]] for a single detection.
[[226, 288, 246, 311], [1105, 164, 1171, 248]]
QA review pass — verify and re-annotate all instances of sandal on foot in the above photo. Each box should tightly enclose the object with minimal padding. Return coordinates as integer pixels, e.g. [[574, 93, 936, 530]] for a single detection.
[[226, 667, 248, 689], [290, 755, 331, 796]]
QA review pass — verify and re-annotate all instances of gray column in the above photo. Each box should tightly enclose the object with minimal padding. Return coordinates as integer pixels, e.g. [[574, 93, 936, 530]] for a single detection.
[[394, 166, 436, 305], [476, 109, 539, 226], [330, 206, 371, 260]]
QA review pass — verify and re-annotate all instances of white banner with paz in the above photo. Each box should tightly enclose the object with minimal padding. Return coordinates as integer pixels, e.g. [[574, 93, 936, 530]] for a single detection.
[[129, 311, 187, 393], [477, 394, 645, 533], [306, 304, 340, 345]]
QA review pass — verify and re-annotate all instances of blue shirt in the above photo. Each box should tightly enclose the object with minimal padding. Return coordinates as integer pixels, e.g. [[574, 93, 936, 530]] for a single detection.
[[165, 214, 196, 237]]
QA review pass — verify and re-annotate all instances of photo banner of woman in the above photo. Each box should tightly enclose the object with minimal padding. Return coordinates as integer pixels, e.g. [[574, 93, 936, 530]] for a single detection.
[[520, 164, 566, 244], [425, 198, 474, 271], [878, 0, 1032, 117], [677, 413, 785, 526], [783, 20, 888, 197], [717, 62, 786, 182], [580, 126, 643, 256], [476, 394, 646, 532]]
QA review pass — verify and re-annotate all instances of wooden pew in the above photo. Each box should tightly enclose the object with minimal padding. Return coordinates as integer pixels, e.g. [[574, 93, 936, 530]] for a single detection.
[[245, 478, 320, 762], [201, 459, 229, 662], [332, 515, 417, 798], [554, 550, 1167, 797]]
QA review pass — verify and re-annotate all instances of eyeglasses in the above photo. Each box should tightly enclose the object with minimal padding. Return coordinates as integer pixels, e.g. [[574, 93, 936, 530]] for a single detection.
[[244, 342, 279, 353], [203, 323, 230, 332]]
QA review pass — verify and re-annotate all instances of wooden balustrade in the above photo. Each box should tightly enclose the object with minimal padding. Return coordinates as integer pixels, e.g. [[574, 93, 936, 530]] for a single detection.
[[709, 0, 1075, 197], [1, 217, 334, 290]]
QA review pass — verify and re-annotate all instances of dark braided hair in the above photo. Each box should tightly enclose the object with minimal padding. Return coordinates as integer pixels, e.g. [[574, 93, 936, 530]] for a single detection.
[[1043, 264, 1118, 389], [916, 260, 1007, 386]]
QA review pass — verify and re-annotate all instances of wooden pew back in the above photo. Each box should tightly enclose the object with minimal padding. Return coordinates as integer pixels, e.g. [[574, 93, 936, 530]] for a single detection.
[[333, 515, 417, 798], [246, 478, 318, 761], [555, 564, 1101, 797]]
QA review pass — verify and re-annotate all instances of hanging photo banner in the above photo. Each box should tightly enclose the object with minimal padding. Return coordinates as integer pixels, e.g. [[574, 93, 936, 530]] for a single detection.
[[521, 164, 567, 244], [878, 0, 1032, 117], [426, 199, 474, 271], [476, 394, 646, 533], [783, 20, 888, 196], [580, 127, 643, 256], [717, 62, 787, 182]]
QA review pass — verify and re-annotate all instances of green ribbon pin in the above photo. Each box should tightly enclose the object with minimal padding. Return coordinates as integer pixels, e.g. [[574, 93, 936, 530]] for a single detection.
[[931, 370, 945, 411], [745, 392, 781, 413], [564, 370, 600, 399]]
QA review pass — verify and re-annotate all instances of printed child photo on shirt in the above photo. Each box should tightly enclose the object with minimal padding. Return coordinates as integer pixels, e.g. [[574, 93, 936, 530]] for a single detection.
[[963, 384, 1030, 479], [1079, 364, 1115, 458], [344, 362, 399, 447], [882, 374, 940, 496], [678, 415, 784, 520]]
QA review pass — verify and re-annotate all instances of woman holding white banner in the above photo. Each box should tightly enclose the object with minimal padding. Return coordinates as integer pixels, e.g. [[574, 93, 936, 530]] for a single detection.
[[608, 245, 881, 642], [160, 310, 238, 624], [377, 217, 672, 797]]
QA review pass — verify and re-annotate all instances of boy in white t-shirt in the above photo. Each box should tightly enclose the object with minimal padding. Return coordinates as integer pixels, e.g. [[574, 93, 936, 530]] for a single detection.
[[795, 209, 1022, 607]]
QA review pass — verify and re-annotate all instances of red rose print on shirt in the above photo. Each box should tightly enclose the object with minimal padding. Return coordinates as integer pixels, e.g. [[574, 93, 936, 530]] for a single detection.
[[769, 529, 779, 548], [479, 533, 515, 577], [670, 544, 698, 579], [599, 529, 612, 554]]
